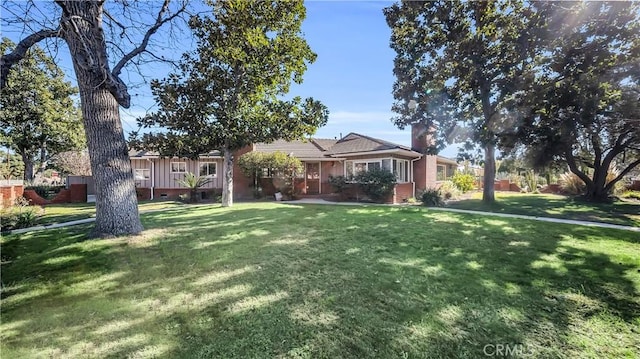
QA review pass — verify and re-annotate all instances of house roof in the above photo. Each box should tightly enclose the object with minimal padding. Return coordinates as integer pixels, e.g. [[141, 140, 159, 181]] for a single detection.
[[254, 139, 330, 160], [436, 155, 458, 165], [128, 149, 222, 158], [326, 133, 421, 158]]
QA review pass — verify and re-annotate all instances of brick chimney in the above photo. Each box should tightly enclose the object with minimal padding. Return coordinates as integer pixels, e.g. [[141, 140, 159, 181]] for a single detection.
[[411, 123, 433, 153], [411, 123, 437, 192]]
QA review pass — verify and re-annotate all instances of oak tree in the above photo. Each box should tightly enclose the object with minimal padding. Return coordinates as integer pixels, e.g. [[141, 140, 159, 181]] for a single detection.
[[517, 2, 640, 201], [384, 0, 538, 203]]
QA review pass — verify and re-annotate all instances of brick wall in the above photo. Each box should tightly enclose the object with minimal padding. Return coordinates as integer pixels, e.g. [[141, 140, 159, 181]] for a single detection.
[[1, 184, 24, 207], [152, 188, 221, 201], [23, 184, 87, 205], [394, 182, 414, 203]]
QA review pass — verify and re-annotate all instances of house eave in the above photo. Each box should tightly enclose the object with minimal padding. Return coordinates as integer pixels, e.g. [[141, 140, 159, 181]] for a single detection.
[[329, 149, 422, 158]]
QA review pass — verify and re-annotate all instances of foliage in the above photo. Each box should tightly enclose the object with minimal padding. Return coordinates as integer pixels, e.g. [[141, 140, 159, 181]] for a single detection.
[[328, 175, 349, 193], [354, 168, 397, 203], [25, 185, 65, 200], [513, 2, 640, 202], [621, 191, 640, 201], [0, 38, 85, 182], [0, 197, 41, 231], [523, 170, 538, 193], [420, 188, 444, 207], [559, 172, 586, 196], [131, 0, 328, 207], [175, 172, 213, 203], [451, 172, 475, 193], [238, 151, 303, 199], [51, 150, 92, 176], [0, 152, 24, 180], [385, 1, 539, 203], [438, 180, 461, 200]]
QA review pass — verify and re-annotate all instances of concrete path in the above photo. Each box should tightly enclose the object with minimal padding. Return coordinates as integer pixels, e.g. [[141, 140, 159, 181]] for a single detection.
[[5, 199, 639, 235]]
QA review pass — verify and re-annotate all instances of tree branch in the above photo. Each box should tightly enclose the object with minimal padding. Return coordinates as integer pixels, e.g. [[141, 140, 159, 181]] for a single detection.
[[564, 145, 593, 187], [111, 0, 185, 78], [604, 157, 640, 193], [0, 28, 60, 89]]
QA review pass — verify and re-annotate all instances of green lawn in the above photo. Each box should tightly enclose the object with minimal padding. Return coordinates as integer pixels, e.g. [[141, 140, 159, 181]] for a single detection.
[[35, 200, 184, 226], [447, 192, 640, 227], [1, 203, 639, 358]]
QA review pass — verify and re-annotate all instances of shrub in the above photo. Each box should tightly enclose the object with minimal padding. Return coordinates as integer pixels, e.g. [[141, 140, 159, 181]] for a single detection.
[[438, 180, 461, 200], [354, 168, 397, 203], [451, 172, 475, 193], [328, 175, 349, 193], [25, 185, 64, 200], [175, 172, 213, 203], [0, 197, 41, 232], [420, 188, 444, 207], [559, 172, 586, 195], [523, 170, 538, 193], [620, 190, 640, 200]]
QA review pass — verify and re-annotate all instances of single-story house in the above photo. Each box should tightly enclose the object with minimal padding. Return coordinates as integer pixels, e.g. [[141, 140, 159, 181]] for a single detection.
[[129, 124, 457, 203]]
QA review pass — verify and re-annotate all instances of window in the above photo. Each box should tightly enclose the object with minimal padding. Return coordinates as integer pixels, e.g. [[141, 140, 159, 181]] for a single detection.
[[393, 159, 410, 183], [344, 158, 410, 183], [437, 164, 446, 181], [134, 169, 150, 180], [170, 162, 186, 173], [199, 162, 217, 177]]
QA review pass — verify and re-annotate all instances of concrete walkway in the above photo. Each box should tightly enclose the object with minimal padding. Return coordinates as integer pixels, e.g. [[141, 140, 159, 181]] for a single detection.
[[5, 199, 639, 235]]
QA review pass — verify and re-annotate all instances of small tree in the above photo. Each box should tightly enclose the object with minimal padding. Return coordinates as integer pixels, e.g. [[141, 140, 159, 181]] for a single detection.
[[0, 39, 85, 182], [175, 172, 213, 203], [355, 168, 397, 203], [51, 150, 92, 176], [238, 151, 303, 198]]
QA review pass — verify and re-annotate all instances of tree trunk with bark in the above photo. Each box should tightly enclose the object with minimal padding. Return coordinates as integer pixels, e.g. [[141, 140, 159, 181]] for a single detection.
[[482, 143, 496, 204], [222, 145, 234, 207], [60, 1, 142, 237], [22, 153, 34, 182]]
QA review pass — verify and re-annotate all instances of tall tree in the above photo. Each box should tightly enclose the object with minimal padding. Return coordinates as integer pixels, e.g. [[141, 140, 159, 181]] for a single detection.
[[516, 1, 640, 201], [0, 39, 84, 182], [384, 0, 538, 203], [1, 0, 187, 237], [131, 0, 328, 207]]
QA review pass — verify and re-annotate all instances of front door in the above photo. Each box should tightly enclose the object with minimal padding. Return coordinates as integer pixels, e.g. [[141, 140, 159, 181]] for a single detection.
[[306, 162, 320, 194]]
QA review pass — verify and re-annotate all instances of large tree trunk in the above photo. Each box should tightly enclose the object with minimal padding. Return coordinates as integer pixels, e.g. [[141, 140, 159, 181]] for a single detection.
[[61, 1, 142, 237], [22, 154, 34, 183], [222, 145, 233, 207], [482, 143, 496, 204]]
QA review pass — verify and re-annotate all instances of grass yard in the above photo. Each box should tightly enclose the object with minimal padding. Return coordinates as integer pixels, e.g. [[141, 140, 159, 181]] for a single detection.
[[447, 192, 640, 227], [35, 200, 184, 226], [1, 203, 639, 358]]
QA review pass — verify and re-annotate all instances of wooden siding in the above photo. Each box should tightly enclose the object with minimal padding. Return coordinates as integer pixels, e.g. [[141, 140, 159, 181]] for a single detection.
[[131, 158, 223, 189]]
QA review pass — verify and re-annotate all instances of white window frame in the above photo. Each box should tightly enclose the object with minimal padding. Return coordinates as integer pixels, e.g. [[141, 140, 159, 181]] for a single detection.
[[436, 164, 447, 181], [170, 161, 187, 174], [344, 157, 411, 183], [199, 162, 217, 178], [133, 168, 150, 180]]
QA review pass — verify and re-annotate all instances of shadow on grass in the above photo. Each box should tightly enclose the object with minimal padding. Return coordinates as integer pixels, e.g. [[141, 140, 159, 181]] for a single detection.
[[447, 193, 640, 227], [1, 203, 638, 358]]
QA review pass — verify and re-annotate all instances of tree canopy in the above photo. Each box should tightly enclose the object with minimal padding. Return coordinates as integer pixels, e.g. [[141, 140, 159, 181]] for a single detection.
[[384, 0, 539, 203], [514, 1, 640, 201], [0, 38, 84, 182], [131, 0, 328, 207]]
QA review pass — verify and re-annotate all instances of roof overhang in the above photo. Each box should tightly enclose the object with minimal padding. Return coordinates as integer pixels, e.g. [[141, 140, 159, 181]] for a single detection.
[[329, 148, 422, 159]]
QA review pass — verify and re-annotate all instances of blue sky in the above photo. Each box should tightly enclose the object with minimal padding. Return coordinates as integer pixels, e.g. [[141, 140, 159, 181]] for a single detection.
[[3, 0, 458, 157]]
